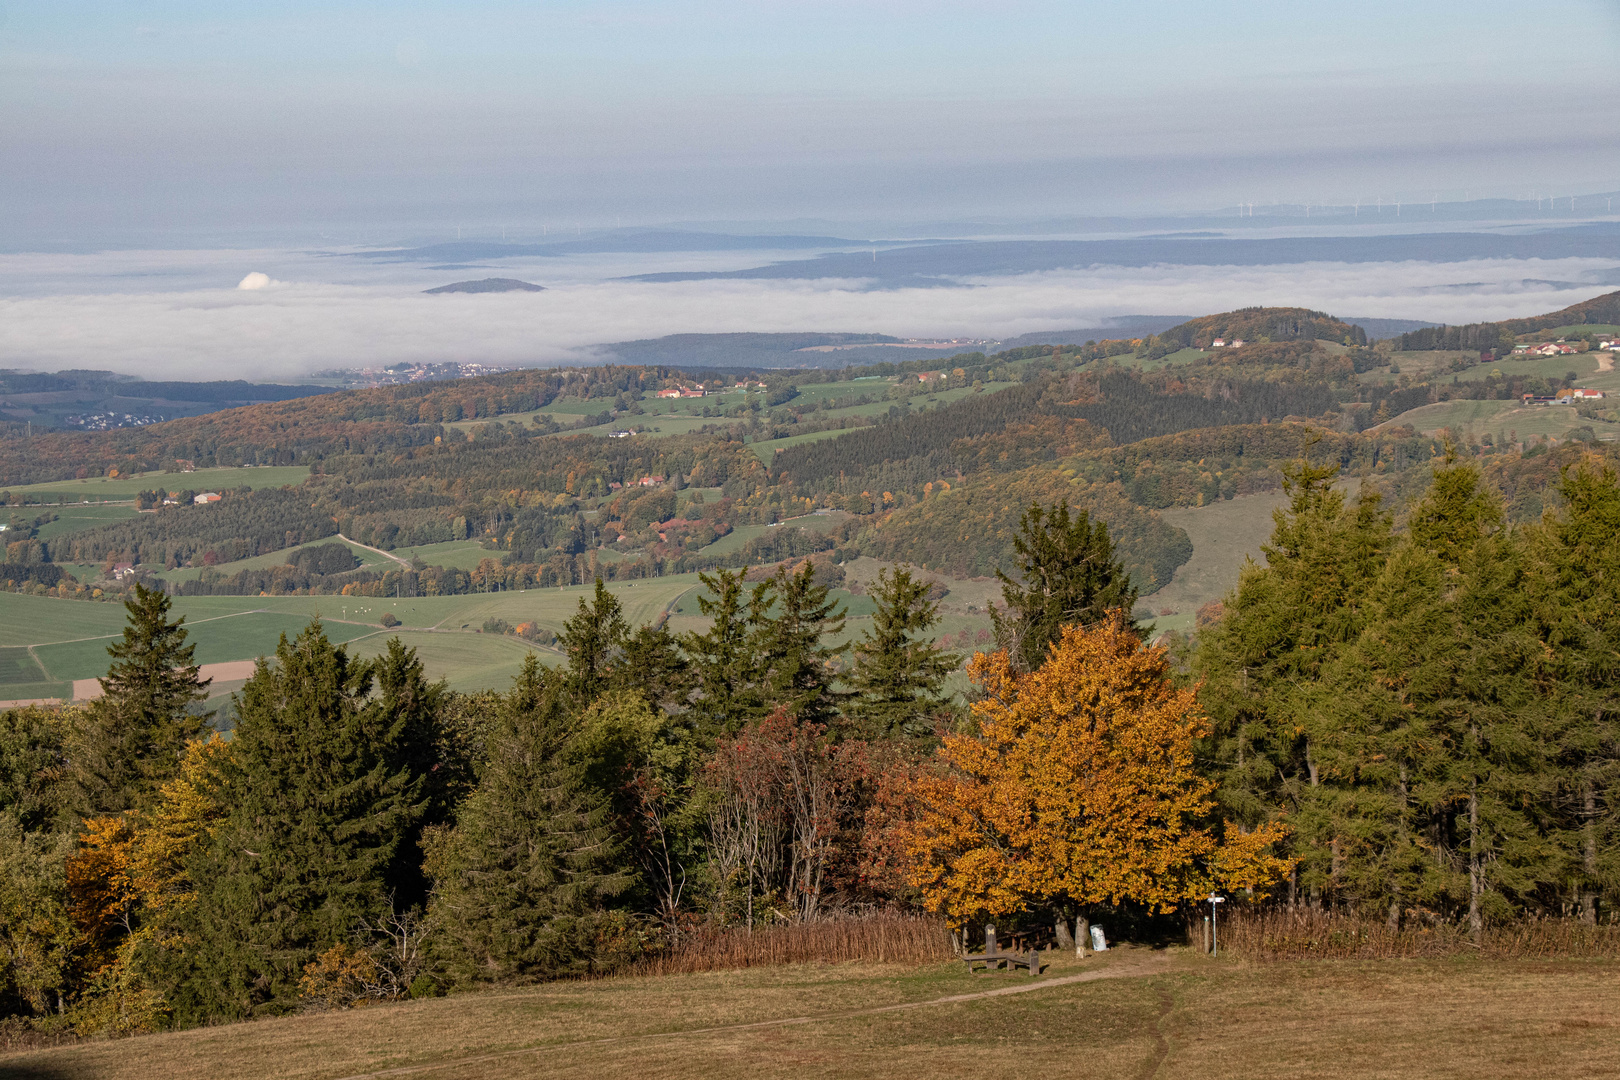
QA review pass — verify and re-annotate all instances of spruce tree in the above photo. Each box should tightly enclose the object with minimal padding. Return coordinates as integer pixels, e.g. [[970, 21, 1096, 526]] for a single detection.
[[1194, 460, 1393, 903], [1446, 519, 1547, 938], [614, 622, 693, 715], [1525, 456, 1620, 923], [557, 578, 629, 705], [67, 583, 210, 815], [682, 569, 765, 736], [848, 566, 958, 740], [426, 656, 629, 983], [992, 500, 1136, 671], [756, 561, 846, 727], [1313, 541, 1451, 923], [0, 705, 70, 834], [161, 622, 432, 1020]]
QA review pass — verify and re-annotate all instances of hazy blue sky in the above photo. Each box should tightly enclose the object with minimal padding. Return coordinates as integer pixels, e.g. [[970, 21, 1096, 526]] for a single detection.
[[5, 1, 1619, 239]]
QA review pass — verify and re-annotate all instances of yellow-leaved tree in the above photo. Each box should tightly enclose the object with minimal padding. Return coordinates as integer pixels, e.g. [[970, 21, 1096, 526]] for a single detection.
[[899, 614, 1292, 926], [65, 734, 233, 1034]]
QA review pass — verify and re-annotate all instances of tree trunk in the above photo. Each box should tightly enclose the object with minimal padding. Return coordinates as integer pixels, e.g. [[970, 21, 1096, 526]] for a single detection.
[[1075, 914, 1090, 958], [1581, 781, 1598, 925], [1468, 779, 1483, 944], [1054, 913, 1075, 951]]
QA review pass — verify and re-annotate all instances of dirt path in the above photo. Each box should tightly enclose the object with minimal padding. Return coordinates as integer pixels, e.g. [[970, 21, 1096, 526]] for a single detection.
[[338, 534, 414, 570], [1137, 986, 1175, 1080], [333, 952, 1171, 1080]]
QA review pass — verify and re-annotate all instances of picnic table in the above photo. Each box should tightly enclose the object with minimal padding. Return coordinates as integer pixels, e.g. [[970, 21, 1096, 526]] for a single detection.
[[962, 925, 1042, 976]]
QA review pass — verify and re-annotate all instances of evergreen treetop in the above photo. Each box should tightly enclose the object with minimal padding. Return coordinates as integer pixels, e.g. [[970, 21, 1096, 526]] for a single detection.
[[68, 583, 211, 815], [993, 499, 1137, 671], [848, 566, 958, 740], [163, 623, 433, 1020], [425, 656, 629, 983]]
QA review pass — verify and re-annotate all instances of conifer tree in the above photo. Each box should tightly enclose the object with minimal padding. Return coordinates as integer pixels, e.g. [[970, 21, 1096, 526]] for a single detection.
[[992, 500, 1136, 671], [162, 622, 432, 1020], [0, 705, 70, 834], [755, 561, 846, 727], [1311, 541, 1452, 923], [425, 656, 629, 983], [682, 569, 762, 736], [848, 567, 958, 740], [67, 584, 211, 815], [614, 622, 693, 715], [557, 578, 628, 705], [1194, 460, 1392, 901], [1525, 456, 1620, 923]]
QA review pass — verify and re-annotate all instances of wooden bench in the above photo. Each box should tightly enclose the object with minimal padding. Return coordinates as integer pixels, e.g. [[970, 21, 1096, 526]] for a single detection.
[[962, 926, 1042, 977]]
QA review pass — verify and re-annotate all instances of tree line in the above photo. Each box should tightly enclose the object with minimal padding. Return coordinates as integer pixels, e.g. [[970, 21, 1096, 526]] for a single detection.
[[5, 451, 1620, 1035]]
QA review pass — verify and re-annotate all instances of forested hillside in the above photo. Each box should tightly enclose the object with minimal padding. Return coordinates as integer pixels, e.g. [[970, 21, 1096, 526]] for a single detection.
[[0, 298, 1610, 614], [1395, 287, 1620, 352]]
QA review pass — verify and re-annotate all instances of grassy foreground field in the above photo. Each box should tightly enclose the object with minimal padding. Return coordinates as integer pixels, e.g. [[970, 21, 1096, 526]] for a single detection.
[[5, 949, 1617, 1080]]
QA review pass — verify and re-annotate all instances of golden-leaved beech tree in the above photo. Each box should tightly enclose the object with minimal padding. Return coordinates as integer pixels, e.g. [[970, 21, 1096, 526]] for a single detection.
[[899, 615, 1293, 927]]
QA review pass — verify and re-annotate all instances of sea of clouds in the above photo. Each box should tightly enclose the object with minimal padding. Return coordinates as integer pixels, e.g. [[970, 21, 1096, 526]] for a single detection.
[[0, 247, 1615, 380]]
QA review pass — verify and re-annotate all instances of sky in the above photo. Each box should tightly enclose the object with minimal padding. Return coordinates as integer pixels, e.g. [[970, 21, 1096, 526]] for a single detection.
[[5, 1, 1619, 237], [2, 2, 1619, 377]]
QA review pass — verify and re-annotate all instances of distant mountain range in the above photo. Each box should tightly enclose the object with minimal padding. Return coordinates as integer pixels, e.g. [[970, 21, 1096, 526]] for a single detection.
[[621, 224, 1620, 288], [349, 231, 913, 263], [423, 278, 545, 294]]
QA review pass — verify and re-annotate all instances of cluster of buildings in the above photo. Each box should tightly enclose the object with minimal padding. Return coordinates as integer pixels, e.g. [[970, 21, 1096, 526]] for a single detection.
[[64, 411, 167, 430], [1209, 338, 1247, 348], [340, 362, 514, 387], [1522, 389, 1607, 406], [157, 491, 221, 506], [606, 475, 667, 491], [1512, 340, 1620, 356], [654, 380, 768, 399]]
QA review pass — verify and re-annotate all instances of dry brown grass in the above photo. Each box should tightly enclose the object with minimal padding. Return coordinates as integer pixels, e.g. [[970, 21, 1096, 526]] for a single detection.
[[638, 914, 956, 975], [1212, 908, 1620, 961], [5, 948, 1620, 1080]]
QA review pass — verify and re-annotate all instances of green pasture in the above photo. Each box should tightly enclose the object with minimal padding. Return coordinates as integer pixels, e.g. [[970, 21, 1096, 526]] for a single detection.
[[677, 488, 724, 511], [1456, 350, 1618, 387], [1529, 323, 1620, 338], [1139, 489, 1294, 638], [1128, 346, 1207, 370], [539, 413, 722, 440], [27, 613, 381, 686], [696, 513, 847, 557], [1, 465, 310, 503], [391, 539, 495, 570], [344, 629, 561, 693], [751, 427, 862, 463], [524, 379, 1020, 444], [1382, 398, 1620, 441], [31, 503, 143, 542], [0, 577, 702, 693], [156, 535, 401, 583]]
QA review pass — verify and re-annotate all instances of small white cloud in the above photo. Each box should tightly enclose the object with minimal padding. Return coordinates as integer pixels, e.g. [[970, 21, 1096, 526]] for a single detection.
[[237, 272, 273, 290]]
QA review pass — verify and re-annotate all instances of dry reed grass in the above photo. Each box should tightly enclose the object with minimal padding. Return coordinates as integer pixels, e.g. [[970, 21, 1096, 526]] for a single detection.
[[0, 1018, 80, 1053], [635, 913, 956, 975], [1208, 908, 1620, 961]]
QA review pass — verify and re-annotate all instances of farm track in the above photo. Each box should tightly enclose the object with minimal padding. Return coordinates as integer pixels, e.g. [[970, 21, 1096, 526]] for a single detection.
[[336, 534, 416, 570]]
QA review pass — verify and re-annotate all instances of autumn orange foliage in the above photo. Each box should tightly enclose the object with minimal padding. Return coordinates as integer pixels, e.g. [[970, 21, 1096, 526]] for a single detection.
[[898, 614, 1292, 922]]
